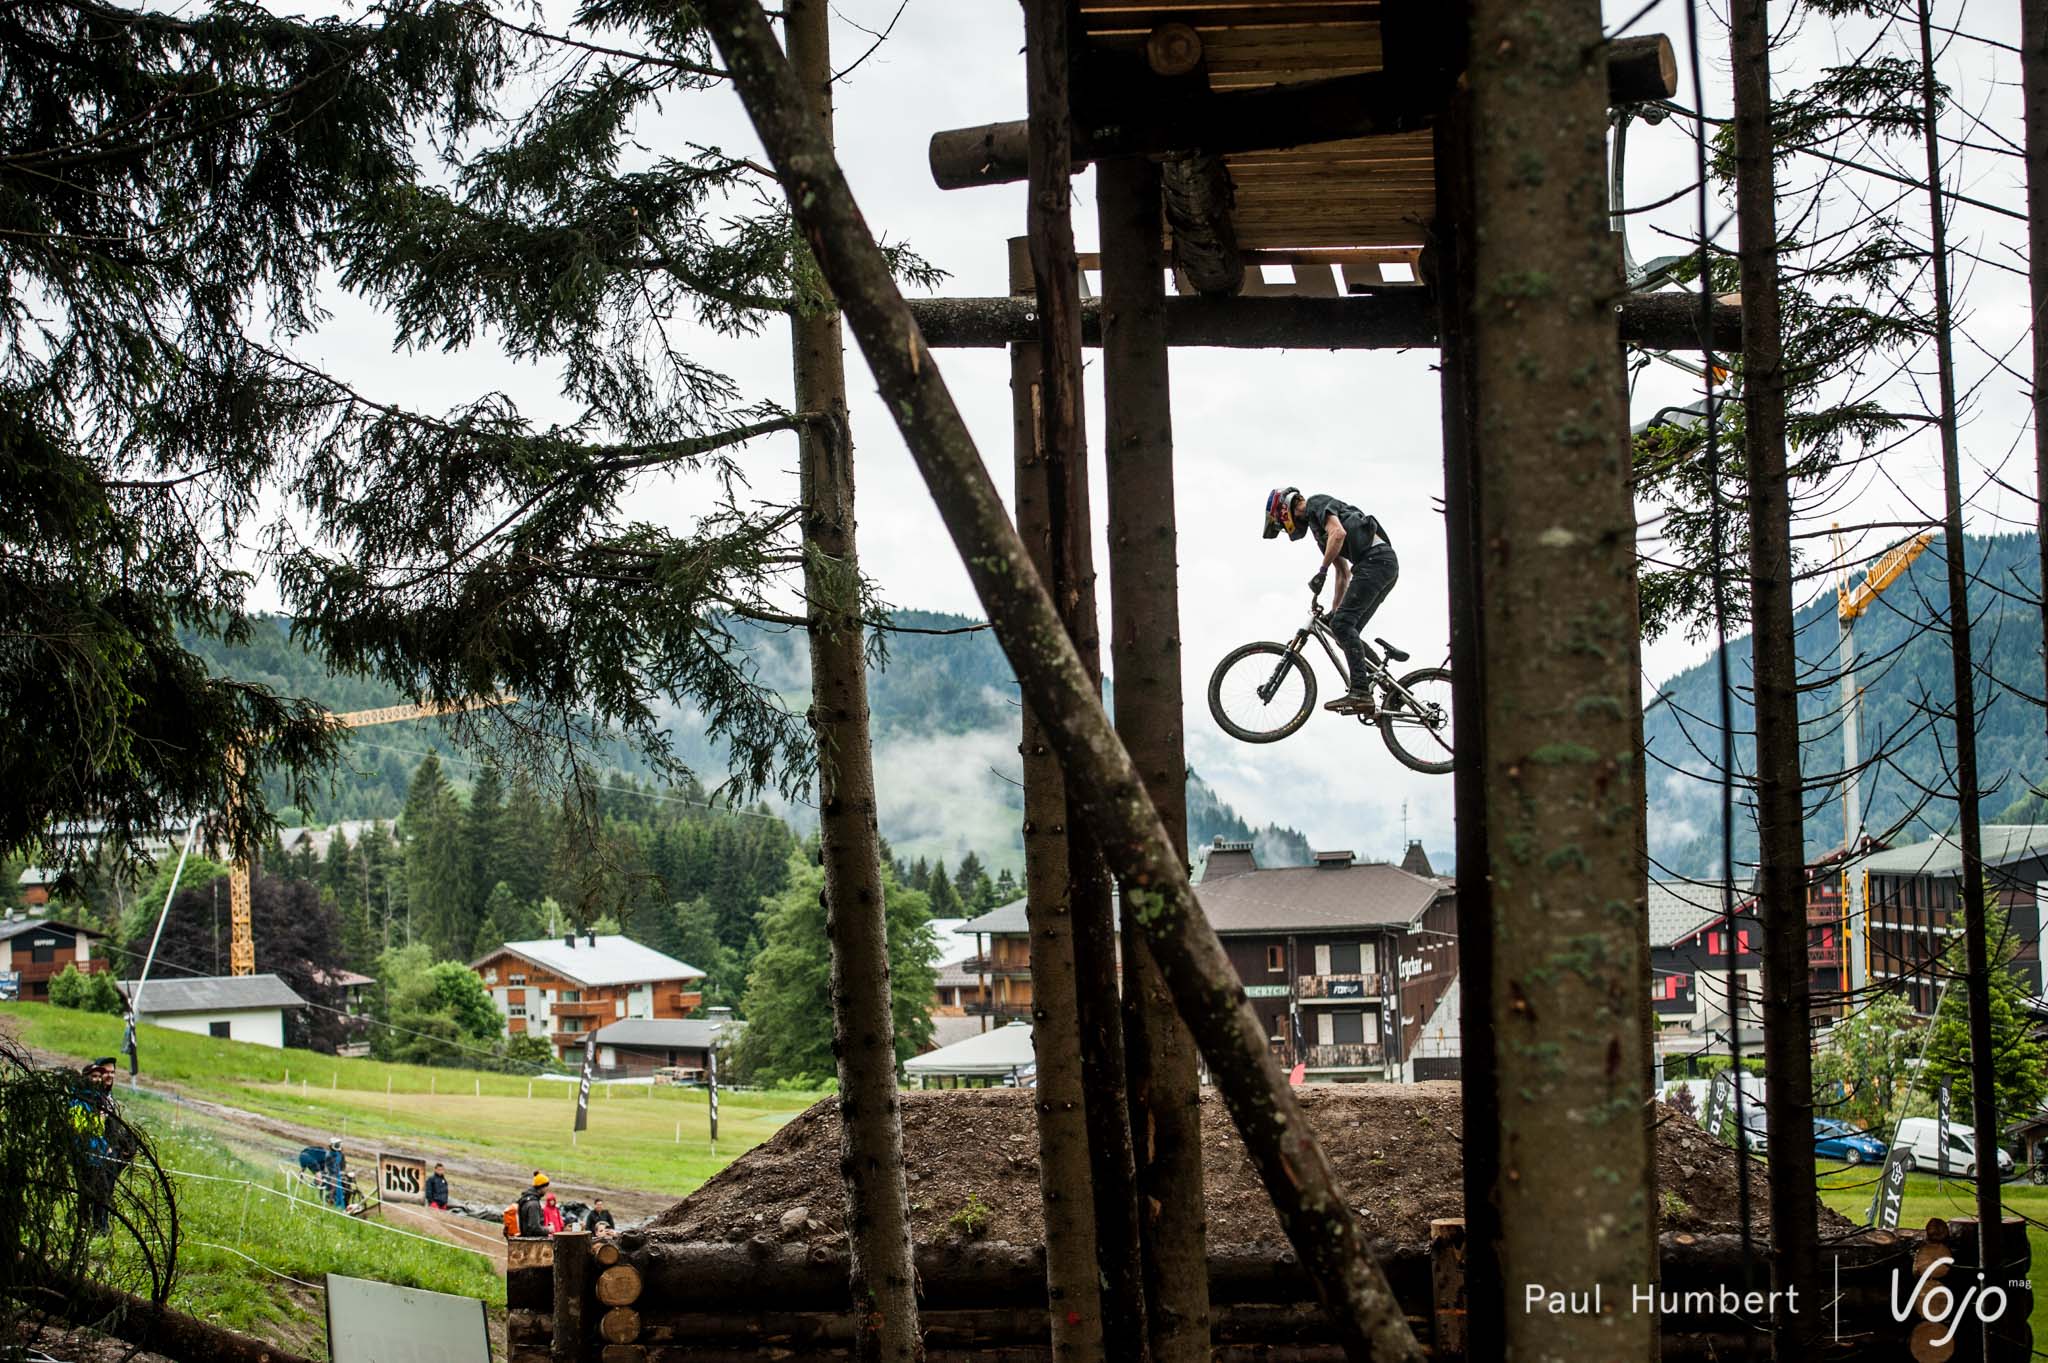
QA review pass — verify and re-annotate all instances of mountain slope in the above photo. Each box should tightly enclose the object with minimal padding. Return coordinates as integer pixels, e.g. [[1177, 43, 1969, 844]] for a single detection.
[[179, 612, 1314, 871], [1645, 531, 2045, 877]]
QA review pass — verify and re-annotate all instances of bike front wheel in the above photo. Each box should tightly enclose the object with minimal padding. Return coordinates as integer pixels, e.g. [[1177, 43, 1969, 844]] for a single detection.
[[1209, 642, 1317, 743], [1379, 667, 1455, 775]]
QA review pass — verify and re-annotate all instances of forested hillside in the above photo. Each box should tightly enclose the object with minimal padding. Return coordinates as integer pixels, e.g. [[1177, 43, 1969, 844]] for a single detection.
[[179, 611, 1313, 870], [1647, 532, 2047, 878]]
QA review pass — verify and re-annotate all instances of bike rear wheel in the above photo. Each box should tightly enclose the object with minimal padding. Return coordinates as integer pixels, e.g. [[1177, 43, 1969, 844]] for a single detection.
[[1209, 642, 1317, 743], [1379, 666, 1455, 775]]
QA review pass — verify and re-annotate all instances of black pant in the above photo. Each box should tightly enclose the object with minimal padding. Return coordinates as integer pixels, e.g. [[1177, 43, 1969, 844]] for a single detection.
[[1329, 543, 1398, 687]]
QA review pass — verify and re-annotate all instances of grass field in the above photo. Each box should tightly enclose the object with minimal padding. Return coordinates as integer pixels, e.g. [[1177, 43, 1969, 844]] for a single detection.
[[3, 1004, 820, 1197], [108, 1091, 505, 1353], [1817, 1163, 2048, 1344]]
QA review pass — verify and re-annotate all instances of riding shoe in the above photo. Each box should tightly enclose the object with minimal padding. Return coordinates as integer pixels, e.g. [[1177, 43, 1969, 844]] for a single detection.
[[1324, 689, 1376, 716]]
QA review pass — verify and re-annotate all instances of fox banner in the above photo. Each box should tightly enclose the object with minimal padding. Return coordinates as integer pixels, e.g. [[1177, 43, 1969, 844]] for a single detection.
[[1937, 1078, 1952, 1179], [1701, 1072, 1731, 1137], [574, 1033, 595, 1134], [1868, 1143, 1912, 1230]]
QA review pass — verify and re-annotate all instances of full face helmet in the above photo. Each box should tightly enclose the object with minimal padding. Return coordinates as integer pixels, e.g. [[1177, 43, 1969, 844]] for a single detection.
[[1263, 487, 1305, 541]]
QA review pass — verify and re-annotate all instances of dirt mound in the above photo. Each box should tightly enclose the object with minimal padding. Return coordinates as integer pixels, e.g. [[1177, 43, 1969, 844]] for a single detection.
[[651, 1085, 1847, 1249]]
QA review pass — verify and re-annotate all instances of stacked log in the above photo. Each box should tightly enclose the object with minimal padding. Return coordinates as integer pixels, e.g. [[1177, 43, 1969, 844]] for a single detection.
[[519, 1220, 2033, 1362]]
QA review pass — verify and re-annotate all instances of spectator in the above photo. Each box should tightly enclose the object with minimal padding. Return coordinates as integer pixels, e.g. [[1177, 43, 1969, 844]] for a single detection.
[[516, 1175, 550, 1237], [66, 1057, 126, 1234], [424, 1163, 449, 1209], [584, 1198, 616, 1236], [325, 1138, 349, 1209], [541, 1189, 566, 1234]]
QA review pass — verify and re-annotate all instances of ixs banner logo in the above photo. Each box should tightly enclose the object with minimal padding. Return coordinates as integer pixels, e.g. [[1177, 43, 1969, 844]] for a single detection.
[[1892, 1257, 2017, 1349]]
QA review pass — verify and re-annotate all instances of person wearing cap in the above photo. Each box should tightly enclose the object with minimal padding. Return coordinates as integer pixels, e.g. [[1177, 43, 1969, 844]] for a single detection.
[[67, 1057, 125, 1233], [1262, 487, 1402, 713], [517, 1173, 550, 1238], [324, 1137, 350, 1209]]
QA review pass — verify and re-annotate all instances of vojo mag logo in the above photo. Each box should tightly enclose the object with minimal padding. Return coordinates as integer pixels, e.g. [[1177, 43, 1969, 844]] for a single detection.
[[1891, 1256, 2022, 1349]]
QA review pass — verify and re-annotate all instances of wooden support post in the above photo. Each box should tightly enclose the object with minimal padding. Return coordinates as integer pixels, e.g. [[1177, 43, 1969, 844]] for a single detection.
[[1460, 0, 1654, 1357], [1100, 153, 1213, 1363], [1428, 75, 1502, 1363], [1022, 4, 1148, 1354], [785, 2, 922, 1358], [1009, 236, 1106, 1363], [554, 1229, 594, 1363], [1428, 1219, 1467, 1359], [699, 4, 1425, 1355]]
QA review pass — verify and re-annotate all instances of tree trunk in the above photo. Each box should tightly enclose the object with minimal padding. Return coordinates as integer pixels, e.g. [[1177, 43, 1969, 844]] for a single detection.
[[1729, 3, 1820, 1353], [697, 5, 1425, 1357], [1428, 90, 1503, 1363], [1021, 7, 1149, 1356], [787, 5, 922, 1358], [1158, 154, 1243, 297], [1914, 0, 2000, 1276], [1009, 237, 1107, 1363], [1461, 0, 1655, 1355], [2027, 0, 2048, 736], [1099, 153, 1214, 1363]]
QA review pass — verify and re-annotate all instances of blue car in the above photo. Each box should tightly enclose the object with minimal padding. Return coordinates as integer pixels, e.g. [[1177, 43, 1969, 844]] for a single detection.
[[1814, 1117, 1886, 1165]]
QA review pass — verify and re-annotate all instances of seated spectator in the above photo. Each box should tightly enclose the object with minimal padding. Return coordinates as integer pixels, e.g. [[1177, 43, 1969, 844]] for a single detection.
[[585, 1198, 616, 1236]]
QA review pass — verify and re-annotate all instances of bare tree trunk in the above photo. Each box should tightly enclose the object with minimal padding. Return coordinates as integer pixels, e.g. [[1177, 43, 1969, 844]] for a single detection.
[[787, 6, 921, 1359], [1461, 1, 1656, 1355], [1730, 3, 1821, 1350], [1008, 238, 1107, 1363], [1914, 0, 2001, 1276], [1098, 154, 1213, 1363], [697, 5, 1425, 1357], [2027, 0, 2048, 732], [1020, 7, 1148, 1355]]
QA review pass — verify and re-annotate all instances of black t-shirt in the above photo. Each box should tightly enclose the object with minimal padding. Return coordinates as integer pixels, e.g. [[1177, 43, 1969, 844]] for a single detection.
[[585, 1208, 615, 1231], [1301, 494, 1390, 563]]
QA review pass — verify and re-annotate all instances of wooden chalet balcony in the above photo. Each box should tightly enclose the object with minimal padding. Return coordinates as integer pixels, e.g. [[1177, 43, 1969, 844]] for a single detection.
[[14, 958, 110, 986], [1304, 1043, 1383, 1069], [551, 999, 614, 1021], [959, 955, 1033, 979], [666, 991, 704, 1015], [1809, 945, 1843, 968], [1806, 902, 1842, 924], [964, 999, 1030, 1019], [1295, 973, 1380, 1002]]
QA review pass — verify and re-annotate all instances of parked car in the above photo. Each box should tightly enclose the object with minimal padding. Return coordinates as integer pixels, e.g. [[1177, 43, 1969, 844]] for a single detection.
[[1813, 1117, 1886, 1166], [1893, 1117, 2014, 1179]]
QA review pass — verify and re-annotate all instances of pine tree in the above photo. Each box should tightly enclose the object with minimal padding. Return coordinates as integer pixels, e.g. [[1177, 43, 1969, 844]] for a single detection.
[[909, 857, 931, 892], [408, 784, 474, 959], [925, 859, 962, 917], [992, 867, 1019, 906], [467, 761, 507, 907], [1923, 906, 2048, 1124]]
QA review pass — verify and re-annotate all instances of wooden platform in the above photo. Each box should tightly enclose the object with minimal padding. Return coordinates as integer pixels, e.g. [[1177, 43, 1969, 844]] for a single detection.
[[1080, 0, 1426, 252]]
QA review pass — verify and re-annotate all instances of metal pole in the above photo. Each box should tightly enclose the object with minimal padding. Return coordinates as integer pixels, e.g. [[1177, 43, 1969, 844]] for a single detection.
[[129, 823, 198, 1074]]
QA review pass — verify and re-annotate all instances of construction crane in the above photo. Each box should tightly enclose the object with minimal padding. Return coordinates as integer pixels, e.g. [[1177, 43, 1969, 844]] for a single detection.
[[1833, 529, 1936, 997], [226, 695, 511, 976]]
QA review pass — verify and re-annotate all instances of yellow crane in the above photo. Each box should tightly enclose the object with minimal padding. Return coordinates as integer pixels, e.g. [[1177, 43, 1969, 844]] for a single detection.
[[226, 695, 511, 976], [1833, 529, 1935, 997]]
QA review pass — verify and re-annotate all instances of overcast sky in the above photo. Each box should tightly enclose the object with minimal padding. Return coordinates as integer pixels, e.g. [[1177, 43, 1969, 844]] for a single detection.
[[275, 1, 2038, 863]]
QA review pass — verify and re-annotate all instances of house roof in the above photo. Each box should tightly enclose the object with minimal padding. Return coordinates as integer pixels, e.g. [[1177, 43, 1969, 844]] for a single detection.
[[0, 916, 98, 943], [312, 968, 376, 989], [966, 858, 1447, 938], [1862, 826, 2048, 878], [904, 1021, 1036, 1077], [933, 957, 984, 990], [925, 1014, 993, 1051], [591, 1018, 731, 1050], [124, 973, 308, 1014], [1647, 881, 1725, 948], [474, 935, 704, 988]]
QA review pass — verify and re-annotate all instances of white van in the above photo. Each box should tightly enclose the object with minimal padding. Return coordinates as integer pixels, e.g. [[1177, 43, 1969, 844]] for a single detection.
[[1893, 1117, 2014, 1178]]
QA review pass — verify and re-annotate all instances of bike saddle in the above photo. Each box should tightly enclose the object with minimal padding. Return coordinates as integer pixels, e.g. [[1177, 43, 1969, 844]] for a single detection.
[[1375, 638, 1411, 664]]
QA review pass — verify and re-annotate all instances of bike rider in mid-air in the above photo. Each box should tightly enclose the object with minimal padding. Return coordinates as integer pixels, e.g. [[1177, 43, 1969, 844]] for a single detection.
[[1263, 487, 1403, 713]]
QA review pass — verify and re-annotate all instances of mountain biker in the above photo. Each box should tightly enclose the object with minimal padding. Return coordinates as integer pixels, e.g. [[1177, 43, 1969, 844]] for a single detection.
[[1263, 487, 1402, 712]]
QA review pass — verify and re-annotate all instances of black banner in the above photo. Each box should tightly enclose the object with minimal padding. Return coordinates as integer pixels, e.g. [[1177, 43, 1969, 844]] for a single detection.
[[574, 1033, 595, 1133], [1869, 1144, 1912, 1230], [1937, 1079, 1952, 1180], [1702, 1073, 1731, 1138]]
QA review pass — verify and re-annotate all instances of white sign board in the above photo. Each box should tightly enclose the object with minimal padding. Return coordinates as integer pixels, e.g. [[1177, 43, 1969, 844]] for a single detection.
[[325, 1274, 490, 1363]]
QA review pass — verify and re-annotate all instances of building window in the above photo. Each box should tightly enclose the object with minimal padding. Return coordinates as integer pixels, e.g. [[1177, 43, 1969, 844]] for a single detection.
[[561, 989, 580, 1004], [1266, 946, 1285, 973], [561, 1018, 581, 1033], [1330, 1011, 1366, 1045], [1329, 942, 1362, 975], [209, 1021, 231, 1039], [509, 973, 527, 986], [509, 1006, 526, 1019], [29, 939, 55, 964]]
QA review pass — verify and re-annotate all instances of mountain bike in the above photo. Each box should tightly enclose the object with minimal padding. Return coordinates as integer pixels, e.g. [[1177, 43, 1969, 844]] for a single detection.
[[1206, 602, 1455, 775]]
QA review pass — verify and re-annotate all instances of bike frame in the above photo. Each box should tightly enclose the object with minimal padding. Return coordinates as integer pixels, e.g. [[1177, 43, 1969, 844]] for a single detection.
[[1270, 605, 1439, 727]]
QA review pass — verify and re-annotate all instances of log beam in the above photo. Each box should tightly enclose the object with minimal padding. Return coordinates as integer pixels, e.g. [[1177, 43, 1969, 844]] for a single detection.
[[927, 36, 1678, 191], [905, 293, 1741, 353], [1160, 153, 1243, 296]]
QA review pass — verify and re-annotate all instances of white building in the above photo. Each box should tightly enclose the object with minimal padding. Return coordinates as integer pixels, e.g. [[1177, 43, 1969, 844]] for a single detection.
[[123, 973, 308, 1048]]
